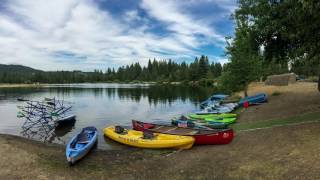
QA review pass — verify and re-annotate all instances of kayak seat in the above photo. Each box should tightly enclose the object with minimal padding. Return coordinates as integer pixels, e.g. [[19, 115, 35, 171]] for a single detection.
[[78, 140, 90, 144], [83, 126, 97, 132], [115, 126, 127, 135], [70, 127, 96, 148], [77, 130, 91, 144], [142, 130, 155, 139], [187, 122, 195, 128], [180, 115, 188, 120]]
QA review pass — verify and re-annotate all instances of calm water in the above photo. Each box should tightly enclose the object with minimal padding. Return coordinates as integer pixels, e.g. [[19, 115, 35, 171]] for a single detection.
[[0, 83, 214, 150]]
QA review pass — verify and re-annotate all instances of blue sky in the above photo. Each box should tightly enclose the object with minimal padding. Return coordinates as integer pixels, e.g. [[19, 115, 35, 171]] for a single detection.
[[0, 0, 237, 71]]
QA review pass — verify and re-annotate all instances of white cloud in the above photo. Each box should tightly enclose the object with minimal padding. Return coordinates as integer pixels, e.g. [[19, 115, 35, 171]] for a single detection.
[[203, 0, 237, 12], [0, 0, 232, 70], [140, 0, 226, 47]]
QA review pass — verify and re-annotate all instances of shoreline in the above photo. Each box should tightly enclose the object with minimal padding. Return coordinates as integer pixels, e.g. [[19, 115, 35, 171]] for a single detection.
[[0, 83, 45, 88], [0, 81, 215, 88], [0, 82, 163, 88], [1, 121, 320, 179]]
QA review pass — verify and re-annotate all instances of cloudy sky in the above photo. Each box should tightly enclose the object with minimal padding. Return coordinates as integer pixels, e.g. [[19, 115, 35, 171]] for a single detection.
[[0, 0, 237, 71]]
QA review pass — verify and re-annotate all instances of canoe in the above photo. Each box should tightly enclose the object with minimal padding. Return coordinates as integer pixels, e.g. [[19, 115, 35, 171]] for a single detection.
[[44, 97, 54, 101], [104, 126, 194, 149], [17, 97, 29, 102], [188, 113, 237, 119], [66, 126, 97, 165], [132, 120, 234, 145], [238, 93, 268, 107], [171, 118, 228, 129], [172, 119, 228, 129], [55, 115, 76, 125]]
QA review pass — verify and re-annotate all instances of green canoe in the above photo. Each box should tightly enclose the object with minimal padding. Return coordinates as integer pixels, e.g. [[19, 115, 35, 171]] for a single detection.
[[188, 113, 237, 120], [171, 118, 228, 129]]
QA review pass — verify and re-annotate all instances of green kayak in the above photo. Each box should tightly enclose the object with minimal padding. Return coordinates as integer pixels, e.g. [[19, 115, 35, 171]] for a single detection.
[[187, 115, 236, 124], [188, 113, 237, 120], [203, 117, 236, 124]]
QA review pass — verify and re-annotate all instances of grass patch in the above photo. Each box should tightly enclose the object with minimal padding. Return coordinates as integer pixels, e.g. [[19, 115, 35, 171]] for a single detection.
[[231, 111, 320, 131], [233, 107, 244, 114], [271, 91, 281, 96]]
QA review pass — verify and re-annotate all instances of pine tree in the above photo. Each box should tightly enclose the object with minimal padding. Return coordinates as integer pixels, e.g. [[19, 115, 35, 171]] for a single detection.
[[198, 55, 209, 79]]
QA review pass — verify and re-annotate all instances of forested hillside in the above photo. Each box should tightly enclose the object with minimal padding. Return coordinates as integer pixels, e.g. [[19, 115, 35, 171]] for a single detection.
[[0, 64, 42, 83], [0, 55, 223, 83]]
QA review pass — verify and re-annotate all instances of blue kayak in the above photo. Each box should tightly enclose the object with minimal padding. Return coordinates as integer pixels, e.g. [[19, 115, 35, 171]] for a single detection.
[[238, 93, 268, 107], [66, 126, 98, 165], [200, 94, 228, 108]]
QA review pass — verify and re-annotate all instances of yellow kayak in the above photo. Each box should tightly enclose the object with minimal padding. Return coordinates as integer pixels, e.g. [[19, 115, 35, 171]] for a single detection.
[[104, 126, 195, 149]]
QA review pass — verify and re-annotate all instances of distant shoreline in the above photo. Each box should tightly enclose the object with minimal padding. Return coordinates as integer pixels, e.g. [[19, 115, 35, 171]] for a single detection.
[[0, 83, 45, 88], [0, 81, 185, 88]]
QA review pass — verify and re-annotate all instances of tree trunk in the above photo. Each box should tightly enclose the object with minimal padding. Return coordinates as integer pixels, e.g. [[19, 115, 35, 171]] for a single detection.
[[318, 74, 320, 92], [244, 84, 248, 97]]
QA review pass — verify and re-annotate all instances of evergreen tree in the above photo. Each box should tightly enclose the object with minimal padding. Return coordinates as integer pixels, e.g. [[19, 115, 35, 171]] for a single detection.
[[198, 55, 209, 79], [0, 56, 224, 84], [221, 18, 262, 97]]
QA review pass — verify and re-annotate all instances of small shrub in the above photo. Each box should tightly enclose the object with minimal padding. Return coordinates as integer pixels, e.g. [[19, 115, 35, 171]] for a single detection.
[[272, 91, 281, 96], [198, 78, 215, 87], [131, 80, 141, 84]]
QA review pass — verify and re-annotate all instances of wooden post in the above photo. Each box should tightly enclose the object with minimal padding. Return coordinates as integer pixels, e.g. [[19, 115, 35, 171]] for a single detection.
[[244, 83, 248, 97]]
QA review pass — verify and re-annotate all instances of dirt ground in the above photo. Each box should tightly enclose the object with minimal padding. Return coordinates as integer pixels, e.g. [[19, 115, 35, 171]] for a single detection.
[[1, 82, 320, 179], [0, 122, 320, 180], [237, 82, 320, 122]]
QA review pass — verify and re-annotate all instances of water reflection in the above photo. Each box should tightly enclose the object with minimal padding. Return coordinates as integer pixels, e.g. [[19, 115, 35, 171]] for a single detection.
[[21, 122, 61, 143], [55, 119, 76, 137], [0, 84, 217, 150], [20, 118, 76, 143], [0, 84, 215, 107]]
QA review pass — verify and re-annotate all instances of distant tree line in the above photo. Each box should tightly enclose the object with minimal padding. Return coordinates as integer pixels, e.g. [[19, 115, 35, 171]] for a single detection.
[[0, 55, 223, 84]]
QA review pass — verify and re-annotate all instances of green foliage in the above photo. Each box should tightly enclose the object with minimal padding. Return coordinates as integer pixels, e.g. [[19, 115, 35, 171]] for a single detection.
[[218, 71, 238, 94], [198, 55, 209, 79], [198, 78, 215, 87], [234, 0, 320, 90], [211, 62, 222, 78], [219, 17, 262, 95], [221, 0, 320, 93]]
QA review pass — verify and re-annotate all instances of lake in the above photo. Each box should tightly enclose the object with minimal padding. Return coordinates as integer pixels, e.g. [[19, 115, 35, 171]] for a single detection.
[[0, 83, 215, 150]]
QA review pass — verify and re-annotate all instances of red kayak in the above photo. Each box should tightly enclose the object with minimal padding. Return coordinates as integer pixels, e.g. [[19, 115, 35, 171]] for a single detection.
[[132, 120, 234, 145]]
